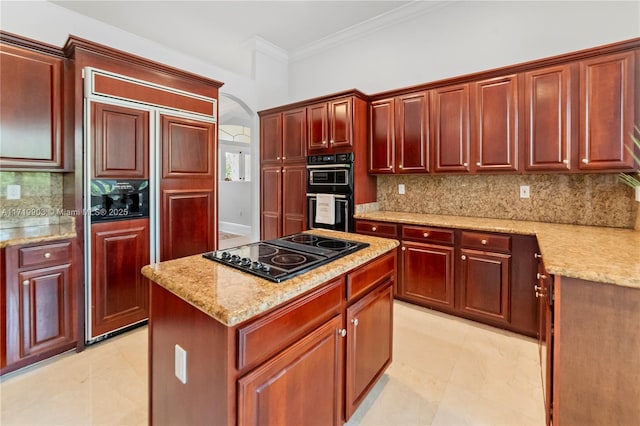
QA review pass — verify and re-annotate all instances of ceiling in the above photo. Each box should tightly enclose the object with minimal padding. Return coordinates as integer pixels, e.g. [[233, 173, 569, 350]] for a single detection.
[[50, 1, 416, 76]]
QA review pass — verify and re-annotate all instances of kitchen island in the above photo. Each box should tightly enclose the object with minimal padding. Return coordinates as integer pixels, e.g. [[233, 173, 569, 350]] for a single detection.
[[142, 229, 398, 425]]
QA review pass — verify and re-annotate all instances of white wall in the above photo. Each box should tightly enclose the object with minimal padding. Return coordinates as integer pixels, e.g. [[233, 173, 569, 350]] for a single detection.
[[288, 1, 640, 102]]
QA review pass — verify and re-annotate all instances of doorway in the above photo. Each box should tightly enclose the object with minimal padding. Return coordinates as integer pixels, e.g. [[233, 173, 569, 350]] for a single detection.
[[218, 94, 257, 248]]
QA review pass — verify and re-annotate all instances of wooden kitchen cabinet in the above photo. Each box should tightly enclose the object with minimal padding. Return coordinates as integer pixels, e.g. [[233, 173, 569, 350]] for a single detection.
[[90, 218, 149, 338], [91, 101, 149, 178], [2, 240, 76, 374], [399, 226, 455, 311], [431, 83, 472, 173], [472, 74, 519, 172], [524, 64, 573, 171], [368, 92, 429, 174], [307, 97, 354, 154], [0, 39, 66, 170], [578, 51, 636, 170], [536, 260, 553, 426]]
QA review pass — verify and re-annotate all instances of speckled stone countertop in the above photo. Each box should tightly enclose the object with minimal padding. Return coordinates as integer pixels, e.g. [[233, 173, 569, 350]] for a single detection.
[[355, 211, 640, 289], [142, 229, 399, 326], [0, 221, 77, 248]]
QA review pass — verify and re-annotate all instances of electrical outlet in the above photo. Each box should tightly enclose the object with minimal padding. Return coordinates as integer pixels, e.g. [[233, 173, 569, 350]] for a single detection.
[[636, 186, 640, 202], [519, 185, 530, 199], [6, 185, 21, 200], [175, 344, 187, 384], [398, 184, 405, 195]]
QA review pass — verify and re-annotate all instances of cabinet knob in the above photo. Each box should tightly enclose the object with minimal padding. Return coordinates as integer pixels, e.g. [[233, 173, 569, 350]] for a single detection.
[[481, 239, 487, 245], [563, 159, 569, 164], [338, 328, 347, 337], [44, 252, 51, 259], [534, 253, 542, 259], [399, 165, 403, 169], [534, 285, 542, 291], [371, 227, 377, 232], [282, 156, 286, 160], [351, 318, 359, 327], [537, 272, 547, 280], [535, 292, 543, 298], [330, 139, 334, 145], [463, 162, 468, 167], [423, 232, 429, 238], [401, 246, 406, 251], [276, 156, 281, 160], [582, 158, 589, 164], [461, 255, 467, 260], [476, 162, 481, 167], [322, 141, 327, 145], [22, 280, 29, 286], [282, 170, 286, 173]]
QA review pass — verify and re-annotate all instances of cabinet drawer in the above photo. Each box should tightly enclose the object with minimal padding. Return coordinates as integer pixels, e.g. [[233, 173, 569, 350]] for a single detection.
[[461, 231, 511, 253], [18, 241, 72, 269], [237, 277, 344, 372], [347, 251, 395, 302], [355, 220, 398, 238], [401, 225, 454, 245]]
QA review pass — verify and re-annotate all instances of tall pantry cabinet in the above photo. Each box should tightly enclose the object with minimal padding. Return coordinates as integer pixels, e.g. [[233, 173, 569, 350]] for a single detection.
[[64, 37, 223, 343]]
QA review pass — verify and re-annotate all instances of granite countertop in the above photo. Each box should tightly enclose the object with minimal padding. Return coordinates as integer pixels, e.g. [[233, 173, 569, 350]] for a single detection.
[[354, 211, 640, 289], [0, 221, 77, 248], [142, 229, 399, 327]]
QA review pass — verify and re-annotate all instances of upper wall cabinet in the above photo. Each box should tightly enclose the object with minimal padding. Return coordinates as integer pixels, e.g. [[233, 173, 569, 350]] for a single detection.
[[307, 97, 353, 154], [368, 92, 429, 174], [0, 41, 66, 171], [261, 109, 307, 165], [430, 84, 471, 173], [578, 51, 636, 171], [523, 64, 573, 171], [472, 74, 519, 173]]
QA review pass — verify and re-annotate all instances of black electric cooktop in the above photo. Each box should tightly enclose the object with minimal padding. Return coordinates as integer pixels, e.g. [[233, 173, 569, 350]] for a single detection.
[[202, 233, 369, 283]]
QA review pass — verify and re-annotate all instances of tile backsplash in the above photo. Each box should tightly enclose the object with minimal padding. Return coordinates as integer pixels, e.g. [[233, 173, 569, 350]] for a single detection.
[[377, 174, 638, 229], [0, 172, 72, 229]]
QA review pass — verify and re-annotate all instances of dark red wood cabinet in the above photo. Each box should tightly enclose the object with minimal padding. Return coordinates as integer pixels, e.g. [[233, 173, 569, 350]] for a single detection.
[[2, 240, 76, 374], [259, 109, 307, 239], [0, 41, 66, 170], [90, 219, 149, 338], [307, 97, 354, 154], [368, 98, 395, 174]]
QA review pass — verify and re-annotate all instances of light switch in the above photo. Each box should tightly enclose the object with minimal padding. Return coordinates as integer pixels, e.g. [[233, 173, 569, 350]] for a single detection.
[[398, 184, 405, 195], [175, 344, 187, 384], [7, 185, 21, 200]]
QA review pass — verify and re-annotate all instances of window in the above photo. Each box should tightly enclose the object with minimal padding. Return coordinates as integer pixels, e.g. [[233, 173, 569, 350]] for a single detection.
[[222, 149, 251, 181]]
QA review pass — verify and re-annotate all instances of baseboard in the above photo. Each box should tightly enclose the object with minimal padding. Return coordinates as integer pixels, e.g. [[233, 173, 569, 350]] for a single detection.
[[219, 222, 251, 236]]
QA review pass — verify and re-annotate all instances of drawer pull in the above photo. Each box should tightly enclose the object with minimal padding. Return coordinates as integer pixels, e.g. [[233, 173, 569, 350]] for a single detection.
[[461, 255, 467, 260], [22, 280, 29, 286], [537, 273, 547, 280], [44, 252, 52, 259], [423, 232, 429, 238], [351, 318, 359, 327], [338, 329, 347, 337], [371, 226, 377, 232], [534, 253, 542, 259], [481, 239, 487, 245]]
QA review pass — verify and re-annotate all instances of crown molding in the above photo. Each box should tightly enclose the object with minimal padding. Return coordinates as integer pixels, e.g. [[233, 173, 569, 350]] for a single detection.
[[289, 0, 455, 62], [244, 35, 289, 63]]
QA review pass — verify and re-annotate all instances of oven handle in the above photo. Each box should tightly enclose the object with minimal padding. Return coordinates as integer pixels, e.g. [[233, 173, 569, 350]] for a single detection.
[[306, 164, 351, 169], [306, 193, 348, 199]]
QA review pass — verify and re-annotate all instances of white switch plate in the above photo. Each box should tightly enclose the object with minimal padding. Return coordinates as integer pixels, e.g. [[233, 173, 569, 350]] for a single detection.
[[6, 185, 21, 200], [519, 185, 530, 199], [636, 186, 640, 202], [175, 344, 187, 384], [398, 184, 405, 195]]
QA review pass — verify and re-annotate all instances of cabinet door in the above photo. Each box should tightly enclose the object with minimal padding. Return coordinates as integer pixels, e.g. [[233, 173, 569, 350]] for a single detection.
[[345, 281, 393, 420], [431, 84, 471, 172], [260, 112, 283, 163], [524, 65, 572, 171], [238, 315, 344, 426], [90, 218, 149, 338], [160, 114, 216, 260], [91, 102, 149, 178], [0, 44, 64, 170], [260, 166, 282, 240], [537, 263, 553, 426], [396, 92, 429, 173], [368, 98, 395, 173], [307, 103, 329, 151], [282, 165, 306, 236], [17, 264, 74, 359], [282, 108, 307, 163], [459, 249, 510, 324], [579, 51, 636, 170], [329, 97, 353, 149], [400, 241, 454, 310], [473, 75, 519, 172]]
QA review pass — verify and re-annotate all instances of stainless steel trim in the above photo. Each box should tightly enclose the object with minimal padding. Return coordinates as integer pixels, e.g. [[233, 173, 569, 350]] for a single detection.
[[306, 164, 351, 169]]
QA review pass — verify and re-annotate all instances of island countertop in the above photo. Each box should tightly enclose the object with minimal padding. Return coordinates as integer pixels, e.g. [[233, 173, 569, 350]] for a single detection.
[[354, 211, 640, 289], [141, 229, 399, 326]]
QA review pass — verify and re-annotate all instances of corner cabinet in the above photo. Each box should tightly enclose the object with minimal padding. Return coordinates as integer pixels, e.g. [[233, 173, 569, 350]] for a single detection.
[[2, 240, 77, 374], [0, 38, 67, 170]]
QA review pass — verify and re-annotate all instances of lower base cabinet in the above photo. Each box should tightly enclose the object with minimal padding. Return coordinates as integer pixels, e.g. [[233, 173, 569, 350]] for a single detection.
[[2, 239, 77, 374]]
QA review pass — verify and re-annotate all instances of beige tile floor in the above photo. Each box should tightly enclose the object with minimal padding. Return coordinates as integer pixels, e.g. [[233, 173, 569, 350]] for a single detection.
[[0, 301, 544, 425]]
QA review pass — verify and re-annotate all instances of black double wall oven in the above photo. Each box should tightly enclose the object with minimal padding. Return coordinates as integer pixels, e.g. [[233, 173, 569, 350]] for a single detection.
[[306, 153, 354, 233]]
